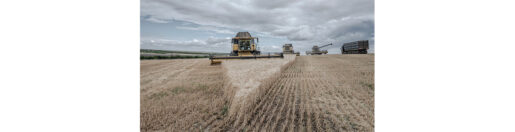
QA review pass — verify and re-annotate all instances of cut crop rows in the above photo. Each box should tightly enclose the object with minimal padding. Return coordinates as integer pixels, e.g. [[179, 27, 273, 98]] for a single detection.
[[227, 54, 374, 131]]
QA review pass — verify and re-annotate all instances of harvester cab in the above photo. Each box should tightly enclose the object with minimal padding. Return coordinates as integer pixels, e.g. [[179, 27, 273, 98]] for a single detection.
[[231, 32, 260, 56]]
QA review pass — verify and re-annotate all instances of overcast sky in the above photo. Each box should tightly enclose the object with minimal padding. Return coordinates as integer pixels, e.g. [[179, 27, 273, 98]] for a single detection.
[[141, 0, 374, 54]]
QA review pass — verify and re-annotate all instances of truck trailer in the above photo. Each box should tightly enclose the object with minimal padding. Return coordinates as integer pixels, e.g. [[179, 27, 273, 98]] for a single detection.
[[341, 40, 369, 54]]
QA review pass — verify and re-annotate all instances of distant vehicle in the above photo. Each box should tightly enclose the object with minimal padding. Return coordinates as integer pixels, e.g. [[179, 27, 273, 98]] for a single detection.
[[341, 40, 369, 54], [282, 44, 294, 54], [306, 43, 332, 55]]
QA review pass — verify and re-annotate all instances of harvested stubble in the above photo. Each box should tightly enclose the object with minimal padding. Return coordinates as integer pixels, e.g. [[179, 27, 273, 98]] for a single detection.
[[140, 59, 230, 131], [219, 55, 296, 130], [223, 54, 375, 131], [140, 54, 374, 131], [140, 55, 296, 131]]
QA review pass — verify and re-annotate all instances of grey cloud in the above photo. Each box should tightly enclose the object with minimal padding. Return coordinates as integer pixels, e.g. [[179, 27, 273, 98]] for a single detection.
[[141, 37, 231, 52], [145, 16, 168, 23], [141, 0, 374, 54], [205, 37, 231, 45], [176, 25, 235, 34], [327, 17, 375, 41], [251, 0, 298, 9]]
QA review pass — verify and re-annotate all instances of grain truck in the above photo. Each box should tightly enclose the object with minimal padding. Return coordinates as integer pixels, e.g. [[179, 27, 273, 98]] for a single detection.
[[341, 40, 369, 54]]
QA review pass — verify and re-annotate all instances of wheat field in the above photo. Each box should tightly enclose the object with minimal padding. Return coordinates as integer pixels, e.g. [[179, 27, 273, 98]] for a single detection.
[[140, 59, 229, 131], [140, 54, 374, 131]]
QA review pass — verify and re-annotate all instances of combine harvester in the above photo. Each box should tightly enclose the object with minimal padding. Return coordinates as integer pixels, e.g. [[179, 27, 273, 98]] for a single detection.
[[306, 43, 332, 55], [210, 32, 283, 64], [282, 44, 300, 56]]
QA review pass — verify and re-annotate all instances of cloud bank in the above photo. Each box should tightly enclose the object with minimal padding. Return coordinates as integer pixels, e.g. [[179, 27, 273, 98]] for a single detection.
[[141, 0, 374, 53]]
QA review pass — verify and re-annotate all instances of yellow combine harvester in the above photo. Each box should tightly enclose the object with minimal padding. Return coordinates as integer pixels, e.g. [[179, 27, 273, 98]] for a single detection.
[[210, 32, 283, 64]]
